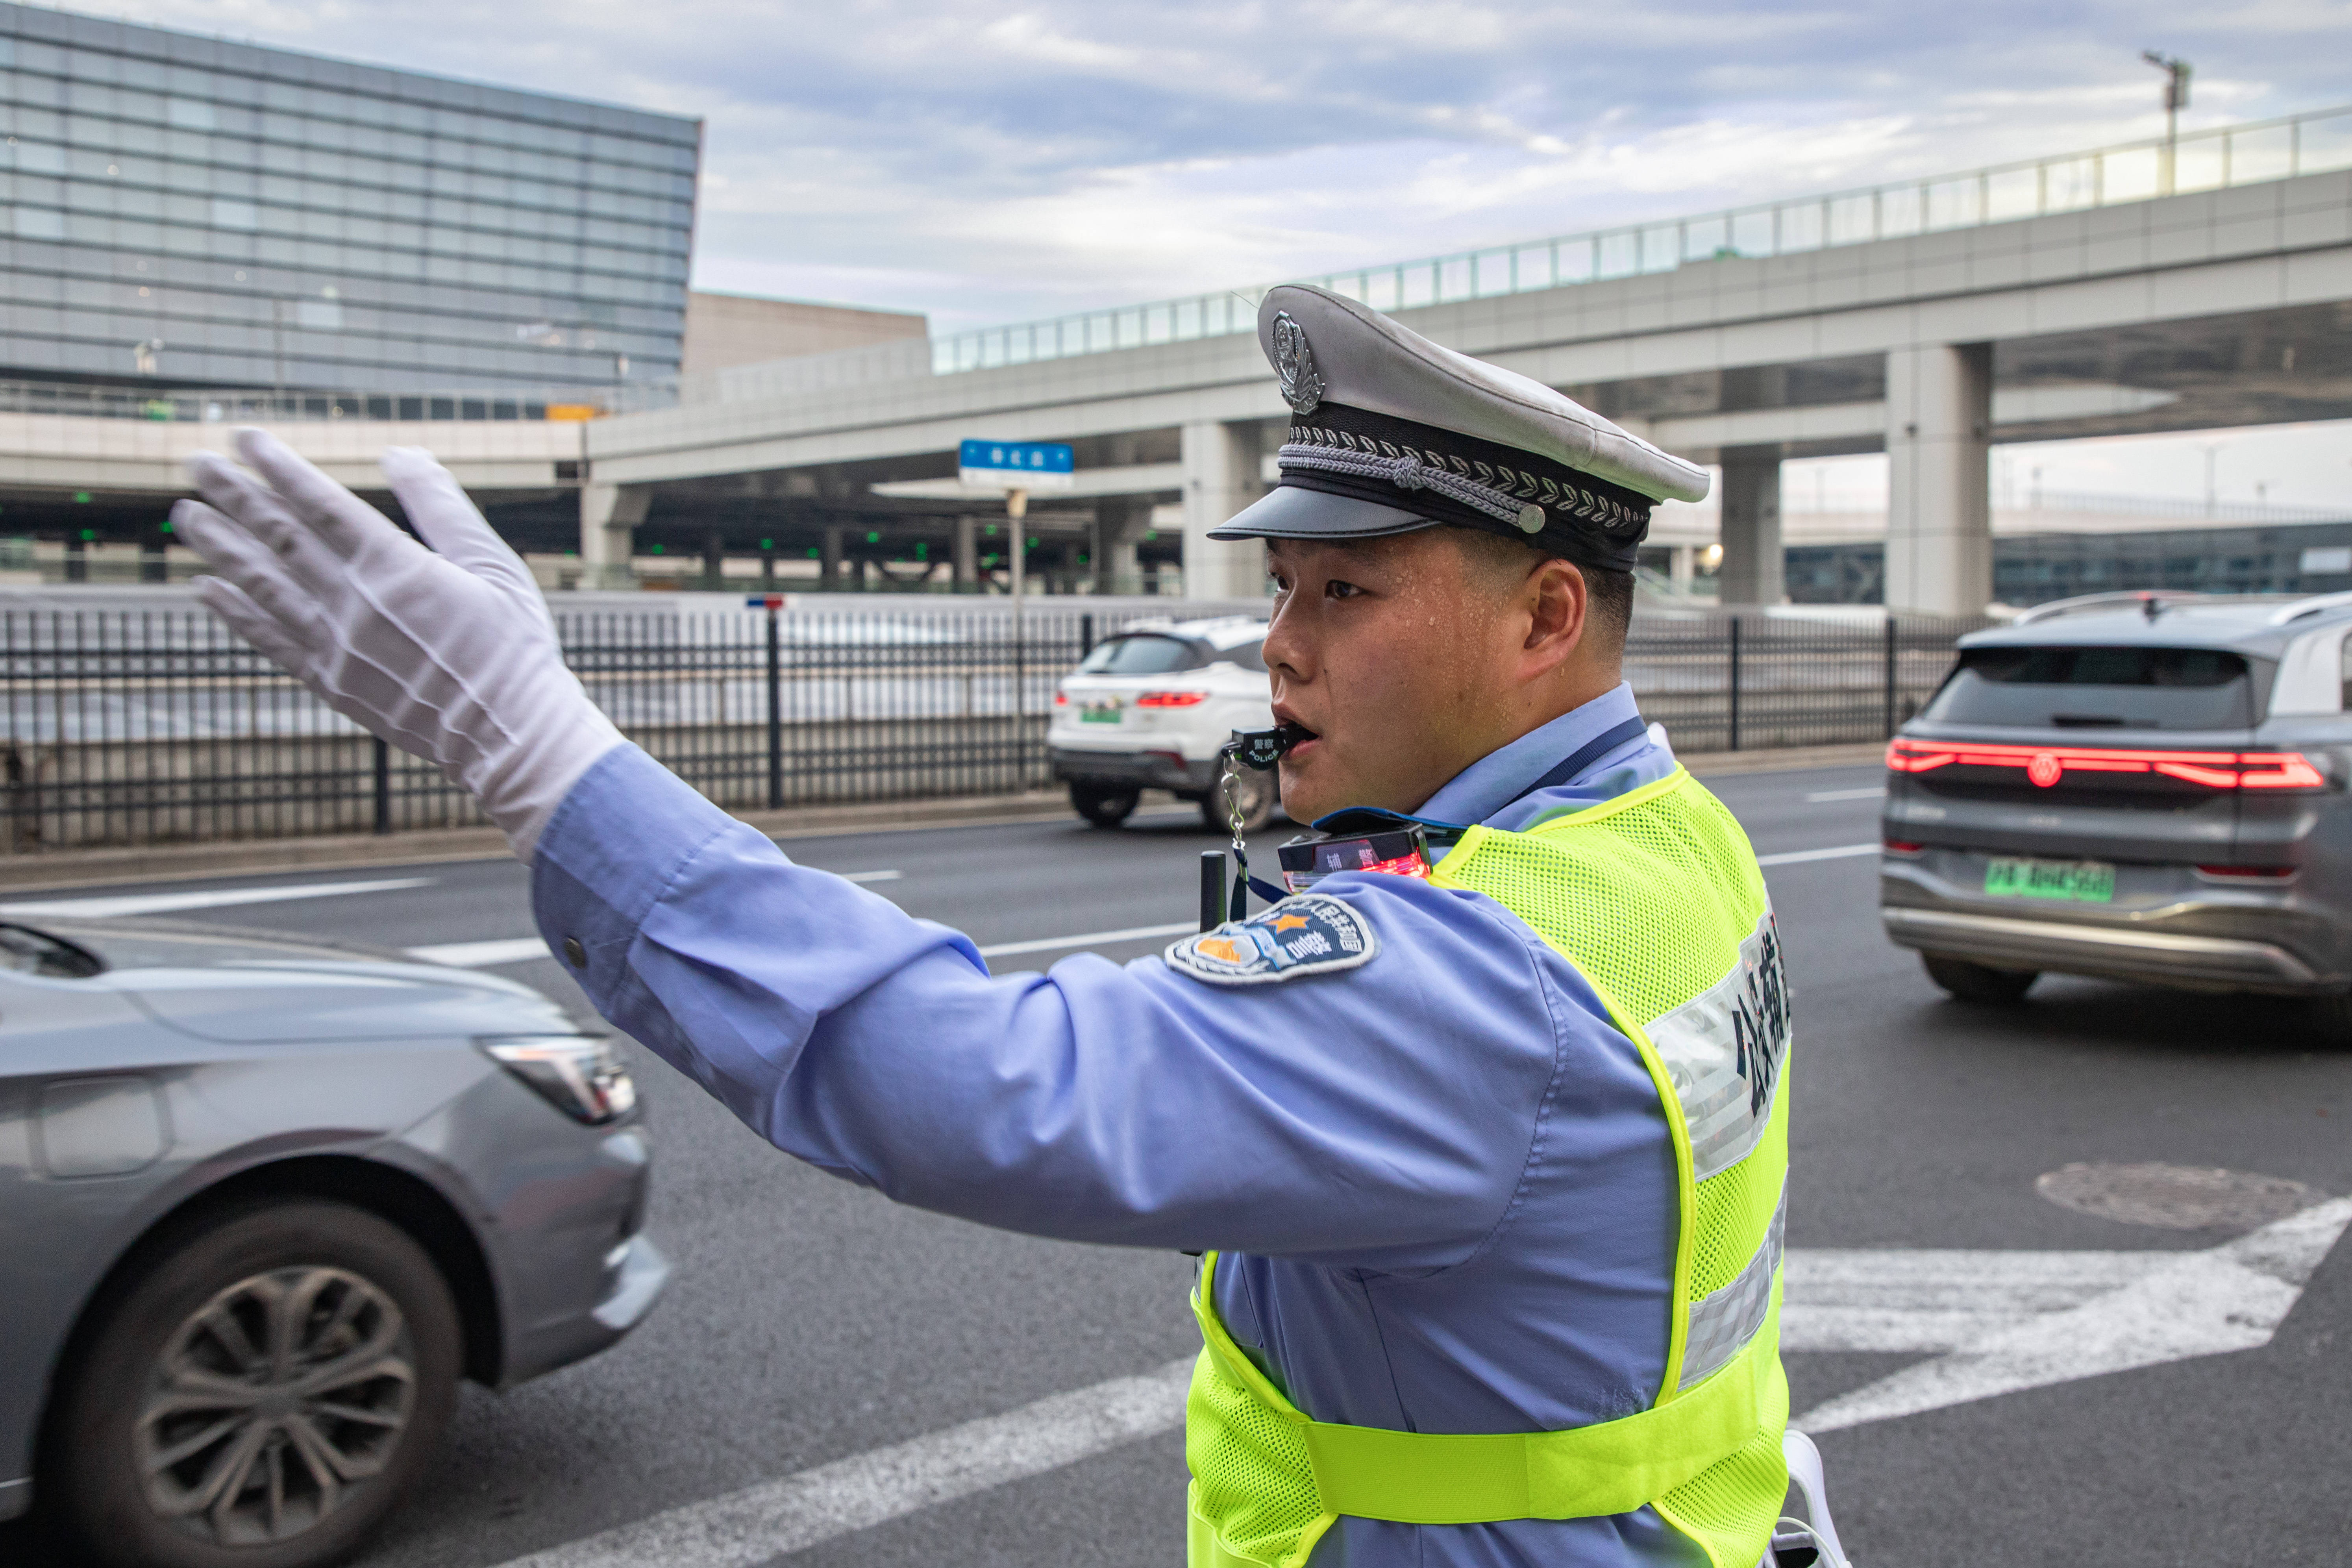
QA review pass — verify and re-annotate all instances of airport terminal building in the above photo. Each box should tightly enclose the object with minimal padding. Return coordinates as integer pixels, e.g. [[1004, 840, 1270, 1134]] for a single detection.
[[0, 2, 699, 394]]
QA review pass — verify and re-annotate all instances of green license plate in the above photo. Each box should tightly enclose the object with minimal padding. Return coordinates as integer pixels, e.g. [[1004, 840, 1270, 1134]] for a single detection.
[[1080, 705, 1122, 724], [1984, 856, 2116, 902]]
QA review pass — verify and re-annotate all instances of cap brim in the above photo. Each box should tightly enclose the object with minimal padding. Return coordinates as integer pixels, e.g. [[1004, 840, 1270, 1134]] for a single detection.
[[1206, 483, 1442, 541]]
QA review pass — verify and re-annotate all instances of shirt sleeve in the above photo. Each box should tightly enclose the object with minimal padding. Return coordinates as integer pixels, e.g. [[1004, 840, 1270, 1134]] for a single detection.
[[531, 744, 1590, 1270]]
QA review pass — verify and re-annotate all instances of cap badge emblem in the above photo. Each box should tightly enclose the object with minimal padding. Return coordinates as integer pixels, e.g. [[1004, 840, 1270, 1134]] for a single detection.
[[1271, 312, 1325, 415]]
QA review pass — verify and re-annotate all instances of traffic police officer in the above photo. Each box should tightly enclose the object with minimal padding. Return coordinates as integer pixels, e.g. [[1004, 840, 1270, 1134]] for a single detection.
[[172, 281, 1809, 1568]]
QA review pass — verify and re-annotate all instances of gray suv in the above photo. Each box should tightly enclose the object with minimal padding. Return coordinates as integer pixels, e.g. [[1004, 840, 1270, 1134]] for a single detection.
[[1, 916, 667, 1568], [1882, 590, 2352, 1022]]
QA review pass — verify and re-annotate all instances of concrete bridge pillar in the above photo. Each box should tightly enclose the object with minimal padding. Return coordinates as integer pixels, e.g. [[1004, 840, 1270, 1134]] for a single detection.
[[1885, 342, 1993, 616], [954, 515, 977, 590], [579, 482, 650, 590], [1094, 496, 1150, 595], [1181, 420, 1268, 601], [1716, 447, 1784, 606]]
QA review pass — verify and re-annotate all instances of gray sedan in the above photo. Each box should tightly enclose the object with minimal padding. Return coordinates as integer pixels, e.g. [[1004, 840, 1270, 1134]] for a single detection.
[[1, 915, 667, 1568]]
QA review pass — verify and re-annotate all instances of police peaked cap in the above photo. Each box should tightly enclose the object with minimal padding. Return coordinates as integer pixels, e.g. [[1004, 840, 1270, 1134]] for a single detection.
[[1209, 283, 1711, 573]]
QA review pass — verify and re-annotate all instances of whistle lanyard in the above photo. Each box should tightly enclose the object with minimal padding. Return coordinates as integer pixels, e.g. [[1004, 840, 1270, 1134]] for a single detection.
[[1210, 714, 1650, 925], [1495, 715, 1651, 811]]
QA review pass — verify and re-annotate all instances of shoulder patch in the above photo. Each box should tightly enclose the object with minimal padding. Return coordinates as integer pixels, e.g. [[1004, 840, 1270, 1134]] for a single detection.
[[1163, 894, 1379, 987]]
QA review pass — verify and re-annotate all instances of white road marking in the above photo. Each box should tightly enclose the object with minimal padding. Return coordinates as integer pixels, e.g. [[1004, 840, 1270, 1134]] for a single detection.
[[426, 845, 1884, 971], [1804, 787, 1886, 803], [487, 1358, 1194, 1568], [982, 842, 1888, 958], [978, 922, 1196, 958], [405, 894, 1179, 972], [1756, 842, 1880, 866], [408, 937, 552, 968], [477, 1207, 2351, 1563], [1790, 1197, 2352, 1433], [0, 876, 434, 920]]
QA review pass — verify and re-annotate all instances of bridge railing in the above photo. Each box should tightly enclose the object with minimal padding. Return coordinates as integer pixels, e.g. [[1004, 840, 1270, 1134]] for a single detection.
[[929, 103, 2352, 377]]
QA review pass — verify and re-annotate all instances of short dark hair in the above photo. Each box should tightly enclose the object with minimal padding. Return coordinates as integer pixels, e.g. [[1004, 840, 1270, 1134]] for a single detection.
[[1584, 566, 1633, 645], [1449, 527, 1631, 652]]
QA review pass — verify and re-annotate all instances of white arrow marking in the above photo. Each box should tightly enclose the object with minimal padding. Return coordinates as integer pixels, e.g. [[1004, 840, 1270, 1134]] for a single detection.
[[489, 1359, 1194, 1568], [1791, 1196, 2352, 1432], [473, 1209, 2348, 1566]]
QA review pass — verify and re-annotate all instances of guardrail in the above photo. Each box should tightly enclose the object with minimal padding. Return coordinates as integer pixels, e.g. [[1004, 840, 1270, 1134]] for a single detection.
[[927, 104, 2352, 376], [0, 605, 1984, 852]]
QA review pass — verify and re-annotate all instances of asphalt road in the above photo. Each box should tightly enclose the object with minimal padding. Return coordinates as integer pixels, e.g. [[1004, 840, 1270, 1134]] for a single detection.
[[9, 763, 2352, 1567]]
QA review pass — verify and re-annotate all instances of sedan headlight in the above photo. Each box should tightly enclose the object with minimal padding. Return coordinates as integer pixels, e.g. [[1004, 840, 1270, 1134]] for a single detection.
[[480, 1035, 638, 1125]]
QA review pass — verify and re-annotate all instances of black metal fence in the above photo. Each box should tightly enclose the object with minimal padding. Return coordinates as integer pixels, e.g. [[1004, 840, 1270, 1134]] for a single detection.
[[0, 604, 1987, 853]]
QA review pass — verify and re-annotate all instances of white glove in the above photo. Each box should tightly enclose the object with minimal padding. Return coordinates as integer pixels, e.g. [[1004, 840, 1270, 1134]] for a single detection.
[[173, 428, 624, 860]]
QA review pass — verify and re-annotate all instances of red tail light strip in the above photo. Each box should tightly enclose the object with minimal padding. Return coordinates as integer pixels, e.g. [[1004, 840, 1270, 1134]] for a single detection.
[[1136, 691, 1210, 708], [1886, 739, 2326, 791]]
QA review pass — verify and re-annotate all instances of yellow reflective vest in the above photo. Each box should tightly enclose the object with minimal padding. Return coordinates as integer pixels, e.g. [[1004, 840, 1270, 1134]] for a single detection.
[[1185, 766, 1792, 1568]]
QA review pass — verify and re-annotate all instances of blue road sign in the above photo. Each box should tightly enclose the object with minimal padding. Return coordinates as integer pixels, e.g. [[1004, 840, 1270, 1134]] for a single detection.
[[958, 439, 1074, 489]]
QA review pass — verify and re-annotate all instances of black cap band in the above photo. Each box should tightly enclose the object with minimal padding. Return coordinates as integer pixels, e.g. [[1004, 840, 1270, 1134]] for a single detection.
[[1275, 403, 1653, 572]]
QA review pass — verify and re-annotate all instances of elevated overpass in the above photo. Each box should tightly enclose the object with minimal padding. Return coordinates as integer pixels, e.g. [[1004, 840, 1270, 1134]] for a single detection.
[[3, 108, 2348, 613]]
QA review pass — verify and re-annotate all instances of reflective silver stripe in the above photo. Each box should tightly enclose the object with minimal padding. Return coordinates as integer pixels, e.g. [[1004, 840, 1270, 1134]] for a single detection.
[[1643, 905, 1791, 1182], [1682, 1183, 1787, 1386]]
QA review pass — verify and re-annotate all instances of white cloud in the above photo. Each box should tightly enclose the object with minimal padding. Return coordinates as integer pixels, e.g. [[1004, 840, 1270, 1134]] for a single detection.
[[111, 0, 2348, 330]]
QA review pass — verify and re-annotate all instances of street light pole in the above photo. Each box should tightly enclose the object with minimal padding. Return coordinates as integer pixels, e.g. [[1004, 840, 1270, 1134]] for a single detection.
[[1007, 487, 1027, 731], [2141, 51, 2192, 195]]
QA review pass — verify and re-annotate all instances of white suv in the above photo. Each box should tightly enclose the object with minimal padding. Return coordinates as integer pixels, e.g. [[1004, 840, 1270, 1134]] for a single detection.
[[1049, 616, 1278, 830]]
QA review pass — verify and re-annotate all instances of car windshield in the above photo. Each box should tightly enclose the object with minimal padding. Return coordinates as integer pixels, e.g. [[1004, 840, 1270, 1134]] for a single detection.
[[0, 922, 104, 977], [1078, 635, 1202, 675], [1922, 645, 2257, 730]]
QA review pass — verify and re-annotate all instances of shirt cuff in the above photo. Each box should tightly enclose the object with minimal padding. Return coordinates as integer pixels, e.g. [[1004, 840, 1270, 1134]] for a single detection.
[[528, 743, 744, 1003]]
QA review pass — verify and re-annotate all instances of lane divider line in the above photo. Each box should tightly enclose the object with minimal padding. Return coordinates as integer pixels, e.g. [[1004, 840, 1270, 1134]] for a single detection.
[[1756, 842, 1879, 867], [1803, 787, 1886, 803], [485, 1358, 1194, 1568], [977, 922, 1196, 959], [409, 846, 1880, 970], [408, 936, 552, 968], [0, 876, 436, 921]]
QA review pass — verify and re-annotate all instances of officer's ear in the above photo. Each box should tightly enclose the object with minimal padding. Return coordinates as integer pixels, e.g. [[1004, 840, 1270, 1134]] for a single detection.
[[1521, 556, 1591, 666]]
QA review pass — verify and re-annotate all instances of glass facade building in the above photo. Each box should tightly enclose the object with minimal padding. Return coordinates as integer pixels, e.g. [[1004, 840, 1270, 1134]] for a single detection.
[[0, 3, 698, 394]]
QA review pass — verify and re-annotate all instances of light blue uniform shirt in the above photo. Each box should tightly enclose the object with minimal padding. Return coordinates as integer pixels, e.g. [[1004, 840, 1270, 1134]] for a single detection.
[[533, 683, 1704, 1568]]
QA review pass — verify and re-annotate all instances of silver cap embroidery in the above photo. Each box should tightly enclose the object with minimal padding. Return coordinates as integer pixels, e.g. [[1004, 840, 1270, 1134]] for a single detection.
[[1271, 312, 1325, 416]]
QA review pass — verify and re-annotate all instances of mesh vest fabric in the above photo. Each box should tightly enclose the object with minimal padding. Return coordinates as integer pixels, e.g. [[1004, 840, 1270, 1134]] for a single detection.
[[1183, 768, 1791, 1568]]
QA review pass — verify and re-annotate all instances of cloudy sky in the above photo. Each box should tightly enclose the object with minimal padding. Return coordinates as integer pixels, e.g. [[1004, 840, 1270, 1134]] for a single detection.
[[109, 1, 2352, 504]]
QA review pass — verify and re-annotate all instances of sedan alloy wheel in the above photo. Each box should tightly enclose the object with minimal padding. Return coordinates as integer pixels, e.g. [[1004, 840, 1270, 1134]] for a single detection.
[[137, 1266, 417, 1546]]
